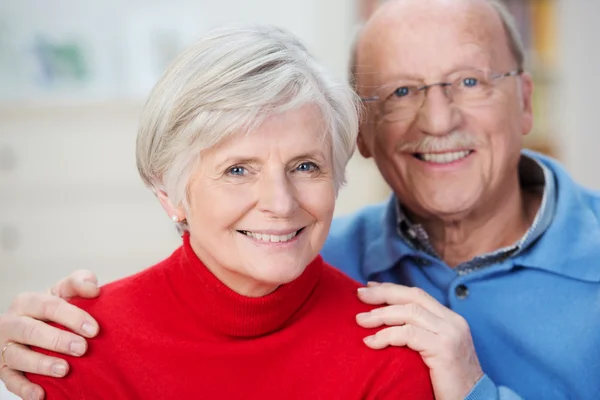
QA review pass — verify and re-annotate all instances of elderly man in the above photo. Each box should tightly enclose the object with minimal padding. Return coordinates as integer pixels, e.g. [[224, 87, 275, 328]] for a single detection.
[[2, 0, 599, 399]]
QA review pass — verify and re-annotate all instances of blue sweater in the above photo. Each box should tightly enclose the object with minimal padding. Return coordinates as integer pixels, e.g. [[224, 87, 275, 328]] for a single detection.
[[322, 152, 600, 400]]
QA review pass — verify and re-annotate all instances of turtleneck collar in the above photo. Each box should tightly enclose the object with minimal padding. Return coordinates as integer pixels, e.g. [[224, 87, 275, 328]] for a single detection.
[[168, 233, 323, 338]]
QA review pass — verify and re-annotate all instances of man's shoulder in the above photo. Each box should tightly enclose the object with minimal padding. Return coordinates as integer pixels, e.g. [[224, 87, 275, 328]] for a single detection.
[[540, 153, 600, 223], [322, 200, 391, 280], [329, 200, 389, 238], [520, 153, 600, 281], [533, 151, 600, 201]]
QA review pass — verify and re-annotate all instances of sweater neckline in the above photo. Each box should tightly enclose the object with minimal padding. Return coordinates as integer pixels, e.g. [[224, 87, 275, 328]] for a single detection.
[[174, 233, 323, 338]]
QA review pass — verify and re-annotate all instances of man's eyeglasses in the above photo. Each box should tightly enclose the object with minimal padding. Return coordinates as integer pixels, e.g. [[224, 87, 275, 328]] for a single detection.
[[360, 68, 523, 122]]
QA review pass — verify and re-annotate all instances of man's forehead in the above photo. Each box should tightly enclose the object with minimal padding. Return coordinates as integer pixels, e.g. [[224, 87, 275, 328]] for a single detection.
[[366, 43, 495, 82], [360, 0, 501, 50], [356, 0, 507, 83]]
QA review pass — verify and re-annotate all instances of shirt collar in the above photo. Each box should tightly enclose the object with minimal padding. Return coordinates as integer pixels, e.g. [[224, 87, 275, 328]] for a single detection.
[[516, 151, 600, 281]]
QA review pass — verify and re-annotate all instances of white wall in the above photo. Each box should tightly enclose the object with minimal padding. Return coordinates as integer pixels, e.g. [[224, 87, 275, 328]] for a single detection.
[[0, 0, 356, 99], [555, 0, 600, 189]]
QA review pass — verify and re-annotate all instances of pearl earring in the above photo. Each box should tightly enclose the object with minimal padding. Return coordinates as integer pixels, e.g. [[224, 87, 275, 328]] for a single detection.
[[171, 215, 179, 223]]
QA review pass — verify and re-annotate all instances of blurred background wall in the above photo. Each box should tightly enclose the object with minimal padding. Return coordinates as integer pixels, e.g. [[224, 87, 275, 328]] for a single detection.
[[0, 0, 597, 312]]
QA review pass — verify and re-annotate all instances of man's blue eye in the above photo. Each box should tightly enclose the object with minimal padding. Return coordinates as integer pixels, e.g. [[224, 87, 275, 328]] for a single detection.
[[297, 162, 318, 172], [227, 166, 246, 175], [393, 87, 410, 97], [463, 77, 479, 87]]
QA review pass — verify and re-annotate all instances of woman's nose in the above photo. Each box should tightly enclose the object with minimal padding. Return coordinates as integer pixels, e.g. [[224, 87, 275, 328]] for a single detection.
[[257, 173, 299, 218]]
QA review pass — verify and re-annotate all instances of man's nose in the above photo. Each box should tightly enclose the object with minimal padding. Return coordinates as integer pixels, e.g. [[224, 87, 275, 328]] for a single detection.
[[416, 85, 462, 136]]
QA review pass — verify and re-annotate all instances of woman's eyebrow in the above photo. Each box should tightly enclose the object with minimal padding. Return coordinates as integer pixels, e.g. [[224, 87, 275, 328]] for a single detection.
[[213, 150, 327, 169], [214, 156, 261, 170], [287, 151, 327, 164]]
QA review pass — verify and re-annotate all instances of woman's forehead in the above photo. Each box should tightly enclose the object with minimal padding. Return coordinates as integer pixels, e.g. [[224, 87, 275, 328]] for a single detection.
[[201, 108, 331, 162]]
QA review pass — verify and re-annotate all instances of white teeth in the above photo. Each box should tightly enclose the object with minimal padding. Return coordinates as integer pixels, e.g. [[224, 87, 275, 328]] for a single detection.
[[243, 231, 298, 243], [420, 151, 470, 164]]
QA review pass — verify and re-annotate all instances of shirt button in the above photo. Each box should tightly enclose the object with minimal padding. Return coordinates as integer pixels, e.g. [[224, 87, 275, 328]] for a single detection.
[[455, 284, 469, 299]]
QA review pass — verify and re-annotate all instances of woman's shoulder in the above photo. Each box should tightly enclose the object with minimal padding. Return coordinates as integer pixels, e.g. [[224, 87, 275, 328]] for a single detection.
[[69, 246, 185, 320], [307, 262, 379, 327], [301, 262, 433, 398]]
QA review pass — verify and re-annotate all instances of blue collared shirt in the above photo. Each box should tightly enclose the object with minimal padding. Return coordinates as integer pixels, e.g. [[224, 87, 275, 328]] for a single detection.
[[322, 150, 600, 399]]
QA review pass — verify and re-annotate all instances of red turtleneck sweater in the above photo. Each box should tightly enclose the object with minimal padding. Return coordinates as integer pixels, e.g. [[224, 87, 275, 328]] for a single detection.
[[28, 235, 433, 399]]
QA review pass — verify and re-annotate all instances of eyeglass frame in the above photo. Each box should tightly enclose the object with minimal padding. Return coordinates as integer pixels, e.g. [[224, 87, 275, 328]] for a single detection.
[[360, 68, 524, 120]]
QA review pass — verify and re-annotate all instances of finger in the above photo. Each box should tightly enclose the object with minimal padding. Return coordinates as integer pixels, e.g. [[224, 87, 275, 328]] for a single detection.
[[363, 324, 438, 352], [357, 284, 450, 318], [7, 316, 89, 357], [0, 366, 45, 400], [13, 293, 98, 338], [356, 304, 446, 334], [50, 270, 100, 300], [2, 342, 69, 377]]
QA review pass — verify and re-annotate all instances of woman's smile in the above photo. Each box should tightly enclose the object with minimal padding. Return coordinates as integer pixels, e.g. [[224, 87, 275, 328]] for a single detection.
[[238, 227, 306, 246]]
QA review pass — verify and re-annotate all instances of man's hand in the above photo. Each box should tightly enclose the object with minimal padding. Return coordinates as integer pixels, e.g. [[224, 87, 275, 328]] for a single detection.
[[356, 282, 484, 400], [0, 270, 100, 400]]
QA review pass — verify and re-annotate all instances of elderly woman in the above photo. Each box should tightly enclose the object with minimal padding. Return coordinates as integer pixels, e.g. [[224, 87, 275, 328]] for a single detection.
[[18, 25, 433, 398]]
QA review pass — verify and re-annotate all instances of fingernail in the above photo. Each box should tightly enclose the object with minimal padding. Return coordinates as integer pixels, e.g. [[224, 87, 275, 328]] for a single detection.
[[51, 362, 67, 377], [29, 389, 41, 400], [363, 335, 375, 344], [81, 322, 97, 336], [82, 280, 98, 290], [356, 312, 371, 321], [69, 340, 86, 356], [357, 287, 369, 294]]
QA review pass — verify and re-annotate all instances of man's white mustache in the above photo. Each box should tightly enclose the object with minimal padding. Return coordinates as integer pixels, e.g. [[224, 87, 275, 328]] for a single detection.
[[397, 131, 482, 153]]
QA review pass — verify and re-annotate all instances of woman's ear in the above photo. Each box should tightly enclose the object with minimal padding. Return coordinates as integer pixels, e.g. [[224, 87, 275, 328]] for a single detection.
[[156, 189, 185, 222]]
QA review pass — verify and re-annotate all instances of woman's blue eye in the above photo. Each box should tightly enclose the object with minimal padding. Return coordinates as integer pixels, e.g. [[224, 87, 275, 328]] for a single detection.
[[393, 86, 410, 97], [462, 77, 479, 87], [227, 166, 246, 176], [296, 162, 318, 172]]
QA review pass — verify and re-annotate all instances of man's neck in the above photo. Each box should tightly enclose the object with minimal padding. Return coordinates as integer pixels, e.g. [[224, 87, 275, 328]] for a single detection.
[[409, 180, 543, 268]]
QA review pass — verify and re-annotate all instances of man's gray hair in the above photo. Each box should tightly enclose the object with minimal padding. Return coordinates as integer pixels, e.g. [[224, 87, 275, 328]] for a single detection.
[[136, 25, 360, 231], [349, 0, 527, 88]]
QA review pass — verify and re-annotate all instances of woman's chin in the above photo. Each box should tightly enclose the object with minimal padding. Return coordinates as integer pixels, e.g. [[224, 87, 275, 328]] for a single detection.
[[239, 272, 301, 297], [256, 265, 307, 286], [241, 262, 308, 291]]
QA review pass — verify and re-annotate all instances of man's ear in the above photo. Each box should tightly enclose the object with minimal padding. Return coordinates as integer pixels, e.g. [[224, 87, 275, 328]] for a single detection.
[[156, 189, 185, 221], [357, 128, 373, 159], [519, 72, 534, 137]]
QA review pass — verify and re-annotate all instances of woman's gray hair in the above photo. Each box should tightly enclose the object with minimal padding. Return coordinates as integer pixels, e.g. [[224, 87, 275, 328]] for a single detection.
[[136, 25, 360, 232]]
